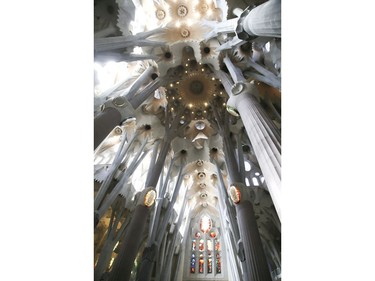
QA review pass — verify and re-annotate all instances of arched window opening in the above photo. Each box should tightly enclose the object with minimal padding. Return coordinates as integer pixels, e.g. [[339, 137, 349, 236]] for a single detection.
[[245, 177, 250, 186], [200, 215, 212, 233], [252, 177, 259, 186], [189, 216, 223, 278], [244, 161, 251, 171]]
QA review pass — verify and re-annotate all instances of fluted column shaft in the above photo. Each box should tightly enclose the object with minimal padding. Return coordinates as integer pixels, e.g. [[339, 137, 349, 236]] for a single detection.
[[227, 84, 281, 220], [243, 0, 281, 38], [236, 198, 272, 281]]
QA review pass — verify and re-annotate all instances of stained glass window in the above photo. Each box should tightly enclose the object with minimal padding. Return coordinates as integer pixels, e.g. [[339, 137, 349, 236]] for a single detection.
[[200, 215, 212, 233], [215, 239, 220, 251], [216, 253, 221, 273], [190, 253, 196, 273], [192, 239, 196, 251], [199, 239, 205, 251], [199, 254, 204, 273], [207, 239, 213, 251], [207, 253, 213, 273], [189, 216, 223, 277]]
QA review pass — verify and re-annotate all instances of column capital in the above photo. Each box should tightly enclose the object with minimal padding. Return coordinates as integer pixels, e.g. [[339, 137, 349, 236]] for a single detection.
[[101, 96, 135, 121], [236, 6, 257, 40], [226, 81, 259, 115], [231, 81, 257, 96]]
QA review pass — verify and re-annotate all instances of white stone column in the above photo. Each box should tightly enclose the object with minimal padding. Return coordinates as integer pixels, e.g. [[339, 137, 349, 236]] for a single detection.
[[242, 0, 281, 38], [227, 82, 281, 220]]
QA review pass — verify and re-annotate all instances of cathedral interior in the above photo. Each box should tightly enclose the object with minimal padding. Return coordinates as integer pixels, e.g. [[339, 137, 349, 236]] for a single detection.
[[93, 0, 281, 280]]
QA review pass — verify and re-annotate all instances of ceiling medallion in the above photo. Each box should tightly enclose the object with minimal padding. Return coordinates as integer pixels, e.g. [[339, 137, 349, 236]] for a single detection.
[[180, 28, 190, 38], [197, 172, 206, 180], [196, 160, 204, 166], [200, 192, 208, 199], [177, 5, 188, 17], [176, 71, 216, 109], [155, 9, 166, 20]]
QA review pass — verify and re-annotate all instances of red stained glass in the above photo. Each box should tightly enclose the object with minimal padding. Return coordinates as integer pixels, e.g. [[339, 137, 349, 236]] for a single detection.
[[216, 253, 221, 273], [199, 239, 204, 251], [207, 254, 212, 273], [199, 255, 204, 273]]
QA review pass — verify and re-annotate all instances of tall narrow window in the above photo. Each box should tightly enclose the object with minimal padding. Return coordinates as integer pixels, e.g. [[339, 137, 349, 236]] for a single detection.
[[214, 239, 221, 251], [191, 253, 196, 273], [216, 252, 222, 273], [207, 253, 213, 273], [215, 238, 222, 273], [199, 254, 204, 273], [199, 239, 205, 251]]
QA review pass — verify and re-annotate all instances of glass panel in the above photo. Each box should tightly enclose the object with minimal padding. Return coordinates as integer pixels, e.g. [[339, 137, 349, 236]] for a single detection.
[[200, 215, 212, 233], [216, 253, 221, 274], [214, 239, 221, 251], [207, 239, 213, 251], [199, 239, 205, 252], [199, 254, 204, 274], [207, 253, 213, 273], [190, 253, 196, 273], [192, 239, 196, 251], [209, 231, 216, 238]]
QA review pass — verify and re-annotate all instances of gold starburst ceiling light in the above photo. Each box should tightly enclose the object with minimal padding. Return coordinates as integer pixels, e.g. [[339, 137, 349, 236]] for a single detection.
[[165, 62, 227, 120]]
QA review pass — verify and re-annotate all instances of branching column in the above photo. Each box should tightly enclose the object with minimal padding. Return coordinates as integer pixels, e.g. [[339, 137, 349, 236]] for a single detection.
[[212, 107, 250, 279], [108, 108, 187, 281], [136, 163, 185, 281], [94, 73, 166, 150], [227, 82, 281, 220]]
